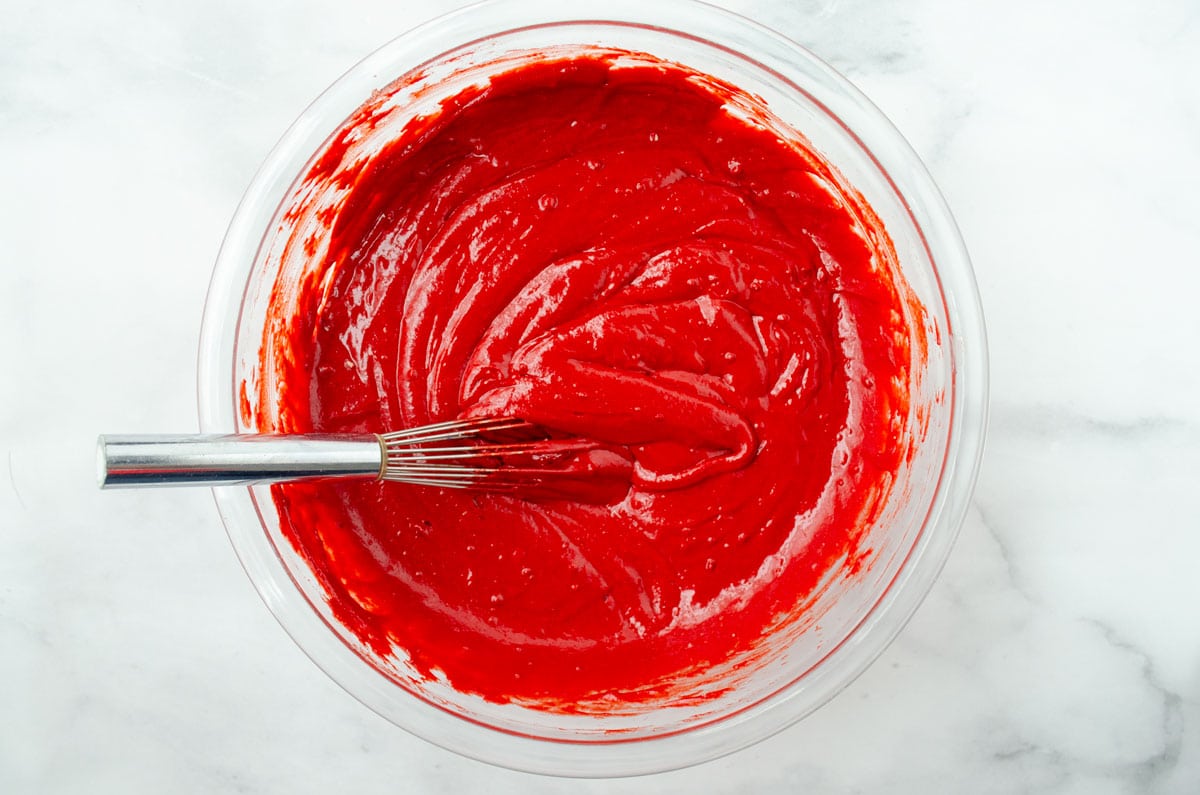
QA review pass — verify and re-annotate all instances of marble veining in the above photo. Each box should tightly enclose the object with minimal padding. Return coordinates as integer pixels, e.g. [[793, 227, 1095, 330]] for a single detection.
[[2, 0, 1198, 792]]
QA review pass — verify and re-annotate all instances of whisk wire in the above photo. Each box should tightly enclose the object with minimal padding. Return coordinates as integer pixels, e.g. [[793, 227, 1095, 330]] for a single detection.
[[377, 416, 579, 490]]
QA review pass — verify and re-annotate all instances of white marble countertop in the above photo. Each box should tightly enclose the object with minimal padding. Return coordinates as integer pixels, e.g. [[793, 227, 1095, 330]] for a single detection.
[[3, 0, 1198, 791]]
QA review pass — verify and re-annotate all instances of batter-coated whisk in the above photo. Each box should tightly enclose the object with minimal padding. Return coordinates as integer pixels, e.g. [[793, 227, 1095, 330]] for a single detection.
[[98, 417, 579, 491]]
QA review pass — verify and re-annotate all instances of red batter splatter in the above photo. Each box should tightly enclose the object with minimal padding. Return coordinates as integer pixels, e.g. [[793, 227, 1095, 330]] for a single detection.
[[254, 49, 919, 711]]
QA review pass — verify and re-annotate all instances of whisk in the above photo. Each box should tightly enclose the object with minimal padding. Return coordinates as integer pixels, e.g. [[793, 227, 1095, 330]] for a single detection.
[[98, 417, 581, 491]]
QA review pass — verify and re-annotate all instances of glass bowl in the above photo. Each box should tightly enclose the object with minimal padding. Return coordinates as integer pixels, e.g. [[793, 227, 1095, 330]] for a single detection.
[[198, 0, 987, 777]]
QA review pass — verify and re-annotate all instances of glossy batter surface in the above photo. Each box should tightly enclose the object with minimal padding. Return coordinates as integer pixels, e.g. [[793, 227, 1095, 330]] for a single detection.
[[256, 50, 918, 709]]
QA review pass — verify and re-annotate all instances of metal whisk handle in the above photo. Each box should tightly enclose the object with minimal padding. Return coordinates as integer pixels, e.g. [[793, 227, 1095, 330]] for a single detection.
[[98, 434, 383, 488]]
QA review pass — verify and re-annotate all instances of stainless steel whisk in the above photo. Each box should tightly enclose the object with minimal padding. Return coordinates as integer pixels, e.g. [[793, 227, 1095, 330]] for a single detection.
[[98, 417, 569, 491]]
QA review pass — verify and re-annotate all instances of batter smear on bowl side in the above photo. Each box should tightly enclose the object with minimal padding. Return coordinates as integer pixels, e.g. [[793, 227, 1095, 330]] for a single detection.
[[252, 48, 924, 711]]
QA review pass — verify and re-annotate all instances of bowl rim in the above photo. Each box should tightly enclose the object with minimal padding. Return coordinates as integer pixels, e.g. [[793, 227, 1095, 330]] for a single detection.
[[197, 0, 988, 777]]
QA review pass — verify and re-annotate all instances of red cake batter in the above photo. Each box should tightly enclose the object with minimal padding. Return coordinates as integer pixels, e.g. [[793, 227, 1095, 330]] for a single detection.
[[254, 49, 920, 710]]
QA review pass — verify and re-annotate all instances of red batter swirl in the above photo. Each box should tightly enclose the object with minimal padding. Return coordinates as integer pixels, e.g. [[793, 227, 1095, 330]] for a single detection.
[[255, 49, 918, 710]]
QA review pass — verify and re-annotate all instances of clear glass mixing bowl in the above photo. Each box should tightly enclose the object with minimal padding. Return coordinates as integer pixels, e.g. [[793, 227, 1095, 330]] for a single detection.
[[198, 0, 987, 777]]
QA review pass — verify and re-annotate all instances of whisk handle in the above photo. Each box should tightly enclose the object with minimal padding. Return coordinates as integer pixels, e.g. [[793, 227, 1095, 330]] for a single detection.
[[97, 434, 384, 488]]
